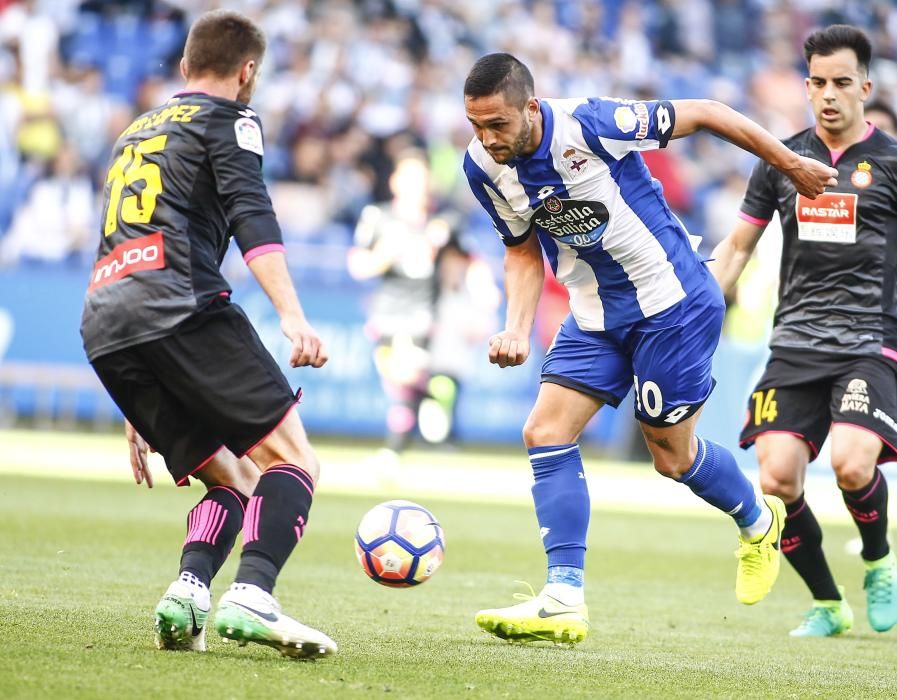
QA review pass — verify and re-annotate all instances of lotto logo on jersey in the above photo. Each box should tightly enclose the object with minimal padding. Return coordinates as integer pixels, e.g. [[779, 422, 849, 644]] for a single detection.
[[88, 231, 165, 292], [795, 192, 857, 244]]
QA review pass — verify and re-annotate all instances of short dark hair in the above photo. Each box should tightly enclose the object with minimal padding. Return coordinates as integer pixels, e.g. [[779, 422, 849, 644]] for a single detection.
[[463, 53, 534, 108], [184, 10, 266, 79], [803, 24, 872, 74]]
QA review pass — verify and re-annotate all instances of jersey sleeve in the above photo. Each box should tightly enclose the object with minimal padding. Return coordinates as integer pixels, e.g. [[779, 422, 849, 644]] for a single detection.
[[573, 98, 676, 161], [463, 151, 531, 247], [739, 159, 777, 225], [205, 103, 283, 259]]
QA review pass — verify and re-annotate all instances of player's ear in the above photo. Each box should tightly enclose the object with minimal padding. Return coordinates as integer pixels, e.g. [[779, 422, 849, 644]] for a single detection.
[[526, 97, 539, 118], [179, 57, 188, 81], [861, 77, 872, 101], [240, 60, 256, 86]]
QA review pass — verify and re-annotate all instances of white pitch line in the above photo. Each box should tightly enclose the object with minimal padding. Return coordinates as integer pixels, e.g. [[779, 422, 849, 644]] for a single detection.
[[0, 429, 886, 523]]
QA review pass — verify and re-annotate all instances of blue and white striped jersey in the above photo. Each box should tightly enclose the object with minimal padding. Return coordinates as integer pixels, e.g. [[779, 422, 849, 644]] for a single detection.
[[464, 97, 709, 332]]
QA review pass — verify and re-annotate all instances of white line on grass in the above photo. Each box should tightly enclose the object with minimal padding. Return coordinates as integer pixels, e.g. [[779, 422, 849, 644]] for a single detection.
[[0, 429, 871, 523]]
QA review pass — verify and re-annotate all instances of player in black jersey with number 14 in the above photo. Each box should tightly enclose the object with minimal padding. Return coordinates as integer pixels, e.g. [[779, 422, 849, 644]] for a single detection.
[[712, 25, 897, 638], [80, 10, 336, 658]]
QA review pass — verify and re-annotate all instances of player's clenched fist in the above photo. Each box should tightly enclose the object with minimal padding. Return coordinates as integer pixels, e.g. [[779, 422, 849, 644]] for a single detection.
[[488, 330, 530, 368], [282, 315, 328, 368], [784, 155, 838, 198]]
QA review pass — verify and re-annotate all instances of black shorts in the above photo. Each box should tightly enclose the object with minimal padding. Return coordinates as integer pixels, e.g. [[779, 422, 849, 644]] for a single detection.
[[91, 298, 298, 485], [739, 348, 897, 462]]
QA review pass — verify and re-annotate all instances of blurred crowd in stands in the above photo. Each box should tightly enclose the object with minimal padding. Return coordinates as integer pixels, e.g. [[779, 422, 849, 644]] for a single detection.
[[2, 0, 897, 321]]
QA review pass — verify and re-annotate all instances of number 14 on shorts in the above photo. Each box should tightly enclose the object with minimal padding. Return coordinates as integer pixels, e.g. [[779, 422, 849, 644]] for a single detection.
[[751, 388, 779, 426]]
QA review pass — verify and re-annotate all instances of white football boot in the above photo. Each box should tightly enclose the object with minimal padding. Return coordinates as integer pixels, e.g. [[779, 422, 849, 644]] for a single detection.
[[214, 583, 337, 659], [154, 572, 210, 651]]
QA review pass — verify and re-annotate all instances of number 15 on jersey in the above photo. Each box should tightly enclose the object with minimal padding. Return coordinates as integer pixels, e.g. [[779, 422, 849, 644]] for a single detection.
[[104, 135, 168, 236]]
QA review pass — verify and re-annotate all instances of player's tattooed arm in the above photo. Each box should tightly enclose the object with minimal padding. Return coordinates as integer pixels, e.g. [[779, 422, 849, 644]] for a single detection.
[[668, 99, 838, 199], [489, 229, 543, 369]]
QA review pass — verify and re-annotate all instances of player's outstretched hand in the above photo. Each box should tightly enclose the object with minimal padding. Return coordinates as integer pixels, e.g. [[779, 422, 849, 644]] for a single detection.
[[282, 315, 328, 368], [784, 156, 838, 199], [125, 419, 154, 488], [488, 330, 530, 368]]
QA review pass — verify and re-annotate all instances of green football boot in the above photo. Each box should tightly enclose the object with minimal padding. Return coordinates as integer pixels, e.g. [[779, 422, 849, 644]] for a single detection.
[[215, 583, 337, 659], [864, 552, 897, 633], [790, 587, 854, 637], [154, 575, 210, 651]]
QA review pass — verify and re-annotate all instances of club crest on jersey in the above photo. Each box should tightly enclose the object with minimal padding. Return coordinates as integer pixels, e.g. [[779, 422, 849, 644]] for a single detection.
[[851, 161, 872, 188], [614, 106, 638, 134], [234, 117, 264, 156], [561, 148, 589, 178], [533, 197, 610, 249]]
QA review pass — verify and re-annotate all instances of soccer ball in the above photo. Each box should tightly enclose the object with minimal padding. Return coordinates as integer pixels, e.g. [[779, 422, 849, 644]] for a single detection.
[[354, 500, 445, 587]]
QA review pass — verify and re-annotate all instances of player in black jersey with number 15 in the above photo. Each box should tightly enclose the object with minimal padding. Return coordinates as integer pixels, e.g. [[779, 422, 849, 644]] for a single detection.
[[712, 25, 897, 638], [80, 10, 336, 658]]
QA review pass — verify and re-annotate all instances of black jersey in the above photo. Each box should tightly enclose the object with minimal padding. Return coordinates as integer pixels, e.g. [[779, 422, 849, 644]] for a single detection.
[[740, 125, 897, 356], [80, 92, 282, 361]]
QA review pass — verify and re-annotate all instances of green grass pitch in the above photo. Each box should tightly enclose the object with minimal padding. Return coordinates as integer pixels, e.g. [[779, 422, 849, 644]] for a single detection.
[[2, 439, 897, 698]]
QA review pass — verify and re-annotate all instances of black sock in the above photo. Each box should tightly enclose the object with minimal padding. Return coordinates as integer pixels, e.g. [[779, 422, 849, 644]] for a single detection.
[[180, 486, 249, 588], [841, 468, 890, 562], [235, 464, 314, 593], [782, 493, 840, 601]]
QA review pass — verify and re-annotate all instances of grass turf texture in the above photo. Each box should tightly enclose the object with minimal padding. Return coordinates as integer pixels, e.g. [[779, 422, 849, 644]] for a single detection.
[[3, 474, 897, 699]]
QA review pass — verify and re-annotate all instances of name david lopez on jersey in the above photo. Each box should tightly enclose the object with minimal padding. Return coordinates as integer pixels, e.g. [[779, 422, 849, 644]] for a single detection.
[[120, 104, 203, 138], [532, 196, 610, 248]]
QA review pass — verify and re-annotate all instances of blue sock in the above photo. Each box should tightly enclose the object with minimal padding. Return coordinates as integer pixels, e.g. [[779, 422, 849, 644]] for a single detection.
[[528, 444, 590, 571], [678, 437, 761, 527]]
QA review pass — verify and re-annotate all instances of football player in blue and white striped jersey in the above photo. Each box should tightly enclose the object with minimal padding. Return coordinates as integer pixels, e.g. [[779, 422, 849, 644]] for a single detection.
[[462, 53, 837, 645]]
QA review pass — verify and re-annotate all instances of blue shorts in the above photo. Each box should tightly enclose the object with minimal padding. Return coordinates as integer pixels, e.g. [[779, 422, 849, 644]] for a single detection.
[[541, 282, 725, 426]]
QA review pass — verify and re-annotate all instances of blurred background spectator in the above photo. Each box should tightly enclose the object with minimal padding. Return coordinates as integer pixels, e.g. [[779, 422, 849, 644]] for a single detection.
[[3, 0, 897, 455], [1, 0, 895, 280]]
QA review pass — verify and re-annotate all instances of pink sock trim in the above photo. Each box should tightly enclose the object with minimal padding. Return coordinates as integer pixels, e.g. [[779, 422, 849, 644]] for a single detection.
[[855, 469, 883, 502], [243, 496, 263, 545], [185, 500, 227, 546], [294, 515, 306, 542], [787, 499, 808, 518], [207, 485, 247, 514], [264, 464, 314, 497]]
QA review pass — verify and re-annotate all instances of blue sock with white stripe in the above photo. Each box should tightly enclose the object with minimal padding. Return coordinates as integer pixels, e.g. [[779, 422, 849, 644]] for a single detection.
[[678, 438, 764, 533], [528, 443, 589, 598]]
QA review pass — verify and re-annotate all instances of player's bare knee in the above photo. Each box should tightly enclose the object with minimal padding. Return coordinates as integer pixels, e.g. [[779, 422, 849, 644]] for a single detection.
[[229, 456, 261, 495], [522, 419, 569, 450], [297, 447, 321, 485], [257, 443, 320, 484], [831, 457, 875, 492], [759, 470, 800, 503], [652, 456, 691, 480]]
